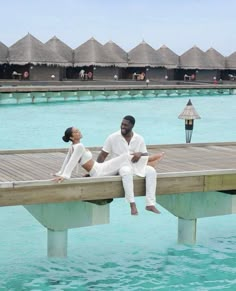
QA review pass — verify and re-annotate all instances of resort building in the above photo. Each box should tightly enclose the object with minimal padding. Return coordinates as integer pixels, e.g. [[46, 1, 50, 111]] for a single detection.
[[0, 33, 235, 83]]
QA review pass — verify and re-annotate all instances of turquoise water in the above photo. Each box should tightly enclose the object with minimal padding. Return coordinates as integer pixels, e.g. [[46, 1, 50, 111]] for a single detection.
[[0, 95, 235, 290], [0, 95, 236, 149]]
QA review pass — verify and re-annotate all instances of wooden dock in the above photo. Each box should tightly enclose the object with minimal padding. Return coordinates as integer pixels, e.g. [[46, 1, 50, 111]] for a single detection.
[[1, 142, 236, 256], [1, 142, 236, 207]]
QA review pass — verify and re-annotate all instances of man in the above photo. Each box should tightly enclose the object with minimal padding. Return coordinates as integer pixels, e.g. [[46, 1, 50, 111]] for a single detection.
[[97, 115, 161, 215]]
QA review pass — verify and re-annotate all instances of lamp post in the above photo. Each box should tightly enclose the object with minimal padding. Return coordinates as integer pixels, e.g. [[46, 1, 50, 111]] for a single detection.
[[178, 99, 200, 143]]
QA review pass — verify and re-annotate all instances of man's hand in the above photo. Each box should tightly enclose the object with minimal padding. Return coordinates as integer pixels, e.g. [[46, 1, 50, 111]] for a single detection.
[[131, 152, 143, 163]]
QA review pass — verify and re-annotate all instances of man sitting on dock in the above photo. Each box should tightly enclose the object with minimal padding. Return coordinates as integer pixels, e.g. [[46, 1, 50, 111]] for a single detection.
[[97, 115, 163, 215]]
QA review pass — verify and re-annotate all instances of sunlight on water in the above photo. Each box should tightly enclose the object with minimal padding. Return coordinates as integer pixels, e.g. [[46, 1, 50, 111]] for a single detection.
[[0, 94, 235, 290]]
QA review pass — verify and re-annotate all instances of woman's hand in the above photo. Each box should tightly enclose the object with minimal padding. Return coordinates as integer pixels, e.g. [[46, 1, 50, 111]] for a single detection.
[[52, 176, 65, 183]]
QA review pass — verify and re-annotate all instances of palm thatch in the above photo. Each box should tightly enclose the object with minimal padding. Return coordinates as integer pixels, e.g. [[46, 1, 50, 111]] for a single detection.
[[156, 45, 179, 68], [74, 37, 113, 67], [205, 48, 225, 69], [103, 40, 128, 67], [128, 41, 159, 67], [179, 46, 212, 69], [0, 41, 8, 64], [45, 36, 73, 64], [8, 33, 70, 66], [226, 51, 236, 69]]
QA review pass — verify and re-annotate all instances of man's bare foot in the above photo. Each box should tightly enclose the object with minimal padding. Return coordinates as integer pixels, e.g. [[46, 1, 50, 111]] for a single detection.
[[145, 205, 161, 214], [130, 202, 138, 215]]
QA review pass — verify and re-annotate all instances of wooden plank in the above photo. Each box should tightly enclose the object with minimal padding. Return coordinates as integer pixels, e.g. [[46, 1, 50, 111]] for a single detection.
[[0, 143, 236, 207], [0, 170, 236, 207]]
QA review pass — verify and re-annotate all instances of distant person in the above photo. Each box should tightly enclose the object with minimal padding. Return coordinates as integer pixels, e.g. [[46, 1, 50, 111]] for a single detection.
[[96, 115, 164, 215], [191, 74, 195, 81], [23, 71, 29, 79], [79, 69, 85, 80], [133, 72, 137, 80], [87, 71, 93, 80]]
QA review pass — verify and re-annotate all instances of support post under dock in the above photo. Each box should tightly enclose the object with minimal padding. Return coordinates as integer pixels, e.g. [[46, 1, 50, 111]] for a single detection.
[[24, 201, 110, 257], [48, 229, 68, 257], [178, 218, 196, 244]]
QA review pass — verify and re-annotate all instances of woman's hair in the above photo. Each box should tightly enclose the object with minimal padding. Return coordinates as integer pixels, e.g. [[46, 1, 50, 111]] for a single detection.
[[62, 127, 73, 142]]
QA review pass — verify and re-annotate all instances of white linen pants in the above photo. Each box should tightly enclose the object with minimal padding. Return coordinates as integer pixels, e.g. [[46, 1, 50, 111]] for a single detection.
[[119, 165, 157, 206], [89, 154, 156, 206]]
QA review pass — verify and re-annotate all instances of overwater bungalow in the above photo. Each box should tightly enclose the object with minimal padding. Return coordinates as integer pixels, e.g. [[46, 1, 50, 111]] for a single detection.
[[8, 33, 70, 81], [74, 37, 118, 80], [225, 51, 236, 81], [205, 48, 225, 80], [155, 45, 179, 81], [179, 45, 218, 82], [0, 41, 8, 79], [44, 36, 74, 80], [126, 41, 159, 80], [1, 34, 236, 83], [103, 40, 128, 79]]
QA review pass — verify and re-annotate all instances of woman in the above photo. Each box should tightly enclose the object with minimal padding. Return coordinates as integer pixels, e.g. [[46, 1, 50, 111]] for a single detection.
[[53, 127, 164, 183]]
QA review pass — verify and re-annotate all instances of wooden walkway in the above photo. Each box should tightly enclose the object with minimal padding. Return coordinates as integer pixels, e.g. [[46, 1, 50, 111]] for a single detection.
[[1, 142, 236, 207]]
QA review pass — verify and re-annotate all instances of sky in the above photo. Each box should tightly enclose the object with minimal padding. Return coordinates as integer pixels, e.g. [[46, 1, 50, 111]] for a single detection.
[[1, 0, 236, 56]]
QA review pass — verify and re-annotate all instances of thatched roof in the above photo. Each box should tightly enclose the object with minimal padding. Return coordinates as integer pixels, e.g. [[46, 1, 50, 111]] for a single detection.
[[8, 33, 70, 66], [74, 37, 113, 67], [0, 41, 8, 64], [205, 48, 225, 69], [128, 41, 158, 67], [179, 46, 212, 69], [103, 40, 128, 67], [226, 51, 236, 69], [45, 36, 73, 64], [156, 45, 179, 68]]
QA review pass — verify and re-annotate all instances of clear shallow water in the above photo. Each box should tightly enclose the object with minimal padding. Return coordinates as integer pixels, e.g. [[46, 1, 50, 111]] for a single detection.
[[0, 95, 236, 290], [0, 94, 236, 149]]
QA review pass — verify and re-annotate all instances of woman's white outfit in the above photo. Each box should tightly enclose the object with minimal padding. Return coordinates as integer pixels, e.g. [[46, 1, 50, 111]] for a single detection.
[[56, 143, 148, 183]]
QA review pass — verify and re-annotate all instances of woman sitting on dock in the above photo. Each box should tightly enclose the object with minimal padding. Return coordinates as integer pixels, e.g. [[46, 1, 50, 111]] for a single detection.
[[53, 127, 164, 183]]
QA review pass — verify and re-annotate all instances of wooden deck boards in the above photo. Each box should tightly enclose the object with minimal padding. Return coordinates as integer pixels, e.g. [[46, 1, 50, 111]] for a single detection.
[[1, 143, 236, 183], [0, 142, 236, 207]]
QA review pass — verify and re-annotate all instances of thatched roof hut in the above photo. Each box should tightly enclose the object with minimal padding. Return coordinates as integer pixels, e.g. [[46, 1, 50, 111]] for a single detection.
[[179, 45, 212, 69], [74, 37, 113, 67], [156, 45, 179, 68], [45, 36, 73, 65], [103, 40, 128, 67], [205, 48, 225, 69], [128, 41, 158, 67], [0, 41, 8, 64], [8, 33, 70, 66], [226, 51, 236, 69]]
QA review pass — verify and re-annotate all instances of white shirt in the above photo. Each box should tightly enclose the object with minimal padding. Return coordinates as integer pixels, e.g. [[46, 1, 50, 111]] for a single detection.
[[56, 143, 92, 179], [102, 130, 147, 159]]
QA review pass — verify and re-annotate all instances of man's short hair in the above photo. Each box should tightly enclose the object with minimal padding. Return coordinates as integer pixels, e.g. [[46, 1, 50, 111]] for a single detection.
[[123, 115, 135, 125]]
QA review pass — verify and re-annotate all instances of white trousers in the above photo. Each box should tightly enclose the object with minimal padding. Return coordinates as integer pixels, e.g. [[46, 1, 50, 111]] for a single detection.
[[89, 154, 157, 206], [120, 165, 157, 206]]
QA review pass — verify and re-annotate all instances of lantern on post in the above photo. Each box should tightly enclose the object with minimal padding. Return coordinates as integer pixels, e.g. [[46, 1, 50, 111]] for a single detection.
[[178, 99, 201, 143]]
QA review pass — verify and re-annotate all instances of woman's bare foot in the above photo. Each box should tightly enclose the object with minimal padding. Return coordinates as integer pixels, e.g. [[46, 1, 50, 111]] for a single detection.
[[130, 202, 138, 215], [145, 205, 161, 214], [148, 152, 165, 168]]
